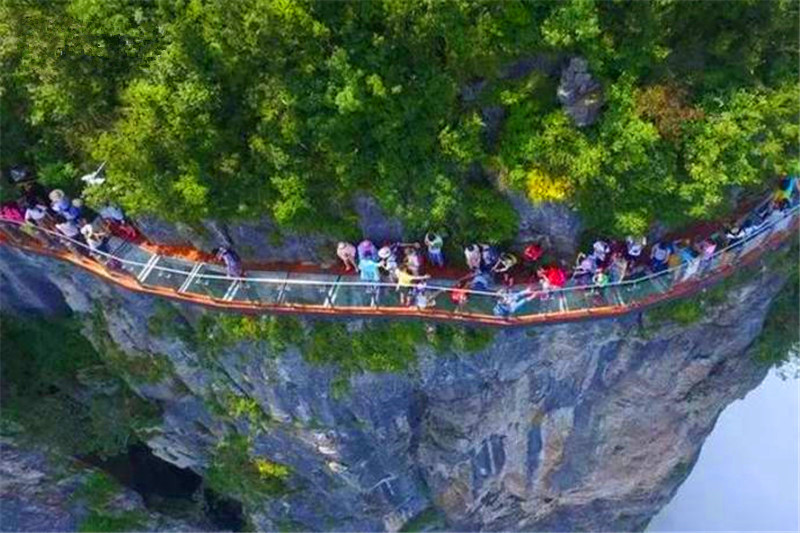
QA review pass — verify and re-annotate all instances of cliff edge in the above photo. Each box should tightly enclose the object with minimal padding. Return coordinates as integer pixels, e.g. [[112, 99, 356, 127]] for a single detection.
[[0, 244, 793, 531]]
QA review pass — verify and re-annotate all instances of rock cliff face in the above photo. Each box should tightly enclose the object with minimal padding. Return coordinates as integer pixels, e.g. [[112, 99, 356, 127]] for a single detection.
[[0, 244, 788, 531], [0, 438, 204, 532]]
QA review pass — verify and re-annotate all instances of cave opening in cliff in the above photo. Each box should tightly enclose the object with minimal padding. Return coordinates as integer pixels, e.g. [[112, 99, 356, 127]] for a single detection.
[[84, 443, 245, 531]]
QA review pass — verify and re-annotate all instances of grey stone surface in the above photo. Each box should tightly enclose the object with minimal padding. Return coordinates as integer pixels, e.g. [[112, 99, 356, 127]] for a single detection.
[[481, 106, 507, 150], [136, 194, 405, 264], [557, 57, 604, 127], [504, 189, 583, 256], [0, 439, 203, 532], [0, 243, 788, 531], [501, 55, 564, 80], [353, 194, 406, 244]]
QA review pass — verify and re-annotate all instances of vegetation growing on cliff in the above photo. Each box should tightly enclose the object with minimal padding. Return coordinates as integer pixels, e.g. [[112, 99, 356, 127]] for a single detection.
[[163, 309, 494, 383], [2, 1, 797, 240], [73, 472, 148, 533], [0, 313, 161, 459], [752, 257, 799, 377], [206, 434, 291, 507]]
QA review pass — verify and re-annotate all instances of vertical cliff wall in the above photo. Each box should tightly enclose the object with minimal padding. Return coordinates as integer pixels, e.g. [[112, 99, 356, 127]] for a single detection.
[[0, 244, 792, 531]]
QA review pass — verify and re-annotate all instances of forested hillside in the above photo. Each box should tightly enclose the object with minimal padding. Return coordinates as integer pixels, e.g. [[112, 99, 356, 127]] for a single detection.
[[2, 0, 797, 241]]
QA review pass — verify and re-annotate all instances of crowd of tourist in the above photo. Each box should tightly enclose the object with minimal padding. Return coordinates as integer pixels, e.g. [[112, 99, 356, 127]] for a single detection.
[[0, 175, 797, 319], [331, 176, 798, 316], [0, 181, 139, 261]]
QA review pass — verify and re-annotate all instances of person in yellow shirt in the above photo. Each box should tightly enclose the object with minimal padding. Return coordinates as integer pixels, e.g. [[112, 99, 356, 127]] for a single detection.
[[396, 267, 430, 306]]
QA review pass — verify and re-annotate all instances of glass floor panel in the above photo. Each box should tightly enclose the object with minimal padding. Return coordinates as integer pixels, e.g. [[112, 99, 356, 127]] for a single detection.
[[107, 241, 153, 279], [650, 275, 672, 294], [331, 279, 373, 308], [424, 278, 459, 312], [186, 264, 235, 299], [143, 256, 194, 291], [461, 293, 499, 317], [235, 271, 287, 304], [282, 273, 339, 305], [562, 287, 592, 311], [621, 278, 661, 302], [373, 284, 402, 308]]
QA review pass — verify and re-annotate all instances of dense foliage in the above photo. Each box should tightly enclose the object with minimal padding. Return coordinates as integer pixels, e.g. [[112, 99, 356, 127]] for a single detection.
[[1, 0, 798, 240]]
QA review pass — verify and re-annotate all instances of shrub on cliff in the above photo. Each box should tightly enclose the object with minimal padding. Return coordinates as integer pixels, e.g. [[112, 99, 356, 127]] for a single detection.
[[206, 434, 290, 506]]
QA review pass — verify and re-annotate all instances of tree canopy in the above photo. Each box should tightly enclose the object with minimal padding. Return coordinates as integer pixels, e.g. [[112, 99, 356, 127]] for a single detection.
[[2, 0, 798, 240]]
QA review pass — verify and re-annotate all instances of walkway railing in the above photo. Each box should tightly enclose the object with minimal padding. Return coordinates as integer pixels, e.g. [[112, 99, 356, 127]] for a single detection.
[[0, 205, 797, 326]]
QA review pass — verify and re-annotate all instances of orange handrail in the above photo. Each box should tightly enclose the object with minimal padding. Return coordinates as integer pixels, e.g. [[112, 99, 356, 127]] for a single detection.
[[0, 207, 796, 327]]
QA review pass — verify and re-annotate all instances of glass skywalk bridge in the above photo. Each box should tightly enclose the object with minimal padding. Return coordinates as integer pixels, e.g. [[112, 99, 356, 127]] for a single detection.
[[0, 204, 797, 327]]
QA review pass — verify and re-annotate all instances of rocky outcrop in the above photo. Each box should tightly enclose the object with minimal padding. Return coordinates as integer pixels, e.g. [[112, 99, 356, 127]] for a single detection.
[[503, 190, 583, 256], [134, 193, 405, 266], [0, 243, 790, 531], [0, 439, 201, 532], [557, 58, 604, 127], [135, 215, 333, 264]]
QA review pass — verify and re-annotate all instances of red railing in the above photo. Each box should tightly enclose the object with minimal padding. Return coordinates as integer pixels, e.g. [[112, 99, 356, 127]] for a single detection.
[[0, 206, 797, 327]]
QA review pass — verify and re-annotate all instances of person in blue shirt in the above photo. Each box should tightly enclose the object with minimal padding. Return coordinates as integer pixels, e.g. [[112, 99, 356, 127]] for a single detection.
[[358, 256, 380, 282], [774, 175, 799, 209], [493, 287, 537, 318]]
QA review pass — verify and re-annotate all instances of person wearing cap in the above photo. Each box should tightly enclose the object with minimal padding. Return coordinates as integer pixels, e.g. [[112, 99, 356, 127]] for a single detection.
[[625, 236, 647, 263], [592, 239, 610, 264], [336, 241, 358, 272], [413, 280, 437, 310], [49, 189, 70, 212], [464, 244, 481, 271], [424, 232, 445, 268], [80, 218, 110, 255], [725, 225, 744, 245], [377, 245, 398, 279], [49, 190, 81, 220], [492, 252, 518, 286]]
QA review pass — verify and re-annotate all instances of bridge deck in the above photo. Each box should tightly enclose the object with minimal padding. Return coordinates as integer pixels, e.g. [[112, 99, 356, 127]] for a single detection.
[[0, 207, 796, 327]]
